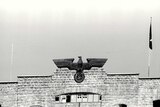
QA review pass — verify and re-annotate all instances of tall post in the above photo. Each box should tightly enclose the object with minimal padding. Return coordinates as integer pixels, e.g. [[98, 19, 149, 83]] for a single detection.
[[148, 17, 152, 77]]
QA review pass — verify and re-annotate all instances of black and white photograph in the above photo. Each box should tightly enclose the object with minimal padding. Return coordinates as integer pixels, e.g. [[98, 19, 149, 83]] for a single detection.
[[0, 0, 160, 107]]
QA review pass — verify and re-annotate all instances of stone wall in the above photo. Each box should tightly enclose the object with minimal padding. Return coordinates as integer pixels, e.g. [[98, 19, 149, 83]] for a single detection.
[[52, 68, 107, 96], [103, 73, 139, 107], [138, 78, 160, 107], [0, 82, 17, 107], [51, 68, 107, 107], [52, 69, 140, 107], [17, 76, 53, 107], [1, 69, 160, 107], [16, 68, 107, 107]]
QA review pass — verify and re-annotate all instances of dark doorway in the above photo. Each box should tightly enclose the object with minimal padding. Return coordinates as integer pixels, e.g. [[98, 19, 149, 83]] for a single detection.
[[119, 104, 127, 107], [66, 95, 71, 103], [153, 100, 160, 107]]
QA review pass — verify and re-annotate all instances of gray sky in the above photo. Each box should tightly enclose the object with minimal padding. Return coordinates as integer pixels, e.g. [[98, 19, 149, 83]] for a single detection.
[[0, 0, 160, 81]]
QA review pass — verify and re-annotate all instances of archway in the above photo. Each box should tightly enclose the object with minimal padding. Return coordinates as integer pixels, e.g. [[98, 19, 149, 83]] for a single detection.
[[119, 104, 127, 107], [153, 100, 160, 107]]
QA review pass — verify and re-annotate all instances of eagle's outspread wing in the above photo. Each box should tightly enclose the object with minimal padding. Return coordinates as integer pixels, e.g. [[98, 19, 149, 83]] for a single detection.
[[86, 58, 107, 68], [53, 58, 107, 71], [53, 58, 74, 69]]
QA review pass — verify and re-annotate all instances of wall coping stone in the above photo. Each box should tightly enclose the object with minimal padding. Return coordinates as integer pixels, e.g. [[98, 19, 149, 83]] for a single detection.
[[17, 75, 51, 78], [107, 73, 139, 76], [0, 82, 18, 84], [139, 77, 160, 80]]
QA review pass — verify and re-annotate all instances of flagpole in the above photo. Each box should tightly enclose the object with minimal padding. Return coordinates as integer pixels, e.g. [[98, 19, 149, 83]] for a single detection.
[[148, 17, 152, 77], [148, 51, 150, 77]]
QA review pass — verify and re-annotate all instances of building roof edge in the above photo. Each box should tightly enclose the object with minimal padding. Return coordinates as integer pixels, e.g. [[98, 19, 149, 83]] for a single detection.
[[17, 75, 51, 78], [107, 73, 139, 76]]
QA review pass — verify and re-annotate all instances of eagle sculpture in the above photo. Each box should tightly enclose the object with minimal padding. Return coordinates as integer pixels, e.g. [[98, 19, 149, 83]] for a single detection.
[[53, 56, 107, 83]]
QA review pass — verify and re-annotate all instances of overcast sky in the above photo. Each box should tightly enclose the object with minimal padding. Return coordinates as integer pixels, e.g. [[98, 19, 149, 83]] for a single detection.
[[0, 0, 160, 81]]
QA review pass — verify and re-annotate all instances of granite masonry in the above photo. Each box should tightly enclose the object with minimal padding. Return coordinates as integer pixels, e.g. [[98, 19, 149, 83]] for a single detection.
[[0, 68, 160, 107]]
